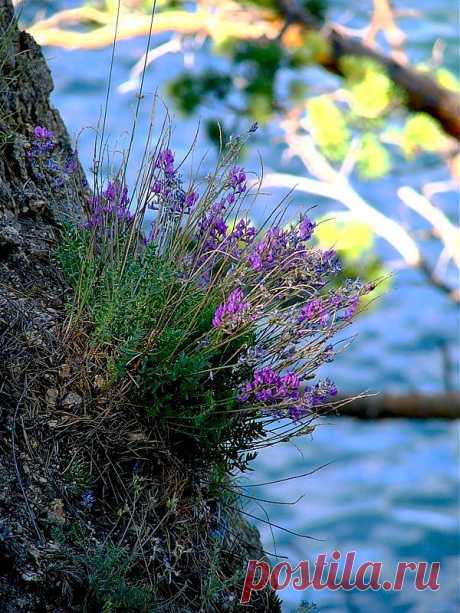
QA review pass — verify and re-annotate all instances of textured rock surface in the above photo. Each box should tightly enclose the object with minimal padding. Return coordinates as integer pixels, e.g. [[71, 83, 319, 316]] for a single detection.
[[0, 3, 80, 609]]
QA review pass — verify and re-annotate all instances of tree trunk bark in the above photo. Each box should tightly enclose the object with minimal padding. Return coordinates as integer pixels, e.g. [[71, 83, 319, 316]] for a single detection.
[[0, 2, 87, 609]]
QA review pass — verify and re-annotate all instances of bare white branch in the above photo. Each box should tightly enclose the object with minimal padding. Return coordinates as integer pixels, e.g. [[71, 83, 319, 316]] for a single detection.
[[118, 37, 183, 94], [398, 186, 460, 270]]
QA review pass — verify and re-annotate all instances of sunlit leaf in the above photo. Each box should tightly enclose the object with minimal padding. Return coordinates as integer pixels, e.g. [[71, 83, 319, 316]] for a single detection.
[[436, 67, 460, 92], [315, 213, 374, 261], [401, 113, 446, 157], [307, 96, 350, 161], [357, 133, 391, 179], [349, 70, 392, 119]]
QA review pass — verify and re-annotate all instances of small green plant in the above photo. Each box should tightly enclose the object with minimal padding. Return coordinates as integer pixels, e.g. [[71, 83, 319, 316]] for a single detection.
[[67, 457, 92, 491], [81, 542, 157, 612]]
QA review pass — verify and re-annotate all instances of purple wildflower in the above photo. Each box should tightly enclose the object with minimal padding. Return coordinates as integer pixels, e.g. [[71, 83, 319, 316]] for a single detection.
[[247, 219, 316, 277], [84, 180, 133, 230], [238, 366, 338, 420], [152, 179, 162, 194], [344, 294, 359, 319], [212, 288, 250, 330], [149, 149, 197, 215], [305, 378, 338, 406], [64, 155, 78, 175], [155, 148, 175, 176], [28, 126, 55, 157], [184, 190, 199, 210], [32, 126, 55, 155], [229, 219, 257, 249], [298, 298, 329, 326], [27, 126, 77, 187], [299, 216, 316, 241], [248, 227, 288, 272], [238, 367, 301, 407], [81, 490, 95, 508], [229, 166, 247, 193], [196, 198, 229, 263], [34, 126, 54, 140]]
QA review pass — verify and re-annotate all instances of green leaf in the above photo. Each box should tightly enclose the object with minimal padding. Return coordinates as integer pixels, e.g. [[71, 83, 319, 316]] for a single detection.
[[401, 113, 446, 157], [314, 213, 374, 261], [436, 67, 460, 92], [356, 133, 391, 179], [289, 31, 330, 67], [308, 96, 350, 161], [349, 69, 392, 119]]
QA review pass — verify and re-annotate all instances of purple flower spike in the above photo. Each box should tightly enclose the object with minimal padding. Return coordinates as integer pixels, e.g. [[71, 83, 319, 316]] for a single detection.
[[298, 299, 325, 324], [83, 179, 133, 231], [299, 216, 316, 241], [34, 126, 54, 140], [213, 288, 250, 330], [185, 190, 198, 210], [156, 149, 175, 176], [344, 295, 359, 320], [229, 166, 247, 194]]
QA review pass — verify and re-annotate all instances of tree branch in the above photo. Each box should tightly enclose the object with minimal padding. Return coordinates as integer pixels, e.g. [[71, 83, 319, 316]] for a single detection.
[[279, 0, 460, 140], [333, 393, 460, 419], [26, 1, 460, 140], [398, 186, 460, 269], [263, 118, 459, 302]]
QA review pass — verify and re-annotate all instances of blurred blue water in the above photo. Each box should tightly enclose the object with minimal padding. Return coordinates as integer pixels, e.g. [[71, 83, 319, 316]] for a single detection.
[[27, 1, 460, 609], [248, 419, 459, 611]]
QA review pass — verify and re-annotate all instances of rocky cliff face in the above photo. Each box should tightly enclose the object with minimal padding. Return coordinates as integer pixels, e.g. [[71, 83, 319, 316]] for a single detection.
[[0, 2, 83, 608], [0, 3, 279, 610]]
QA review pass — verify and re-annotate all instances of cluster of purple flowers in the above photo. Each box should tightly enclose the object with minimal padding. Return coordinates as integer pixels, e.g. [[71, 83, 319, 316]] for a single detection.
[[194, 159, 374, 422], [28, 126, 55, 154], [197, 197, 228, 251], [149, 148, 198, 215], [231, 218, 257, 244], [247, 216, 316, 276], [84, 180, 133, 230], [212, 288, 251, 330], [62, 130, 372, 429], [298, 283, 363, 328], [194, 166, 256, 274], [299, 216, 316, 240], [156, 149, 175, 176], [228, 166, 247, 194], [237, 367, 338, 419], [27, 126, 76, 188], [298, 298, 328, 325]]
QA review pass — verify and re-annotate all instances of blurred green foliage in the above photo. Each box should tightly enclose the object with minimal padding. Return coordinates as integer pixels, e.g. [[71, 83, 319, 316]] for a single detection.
[[356, 133, 391, 179], [307, 96, 350, 160], [289, 31, 331, 67], [435, 67, 460, 92], [314, 214, 391, 304], [400, 113, 447, 157], [167, 70, 232, 115]]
